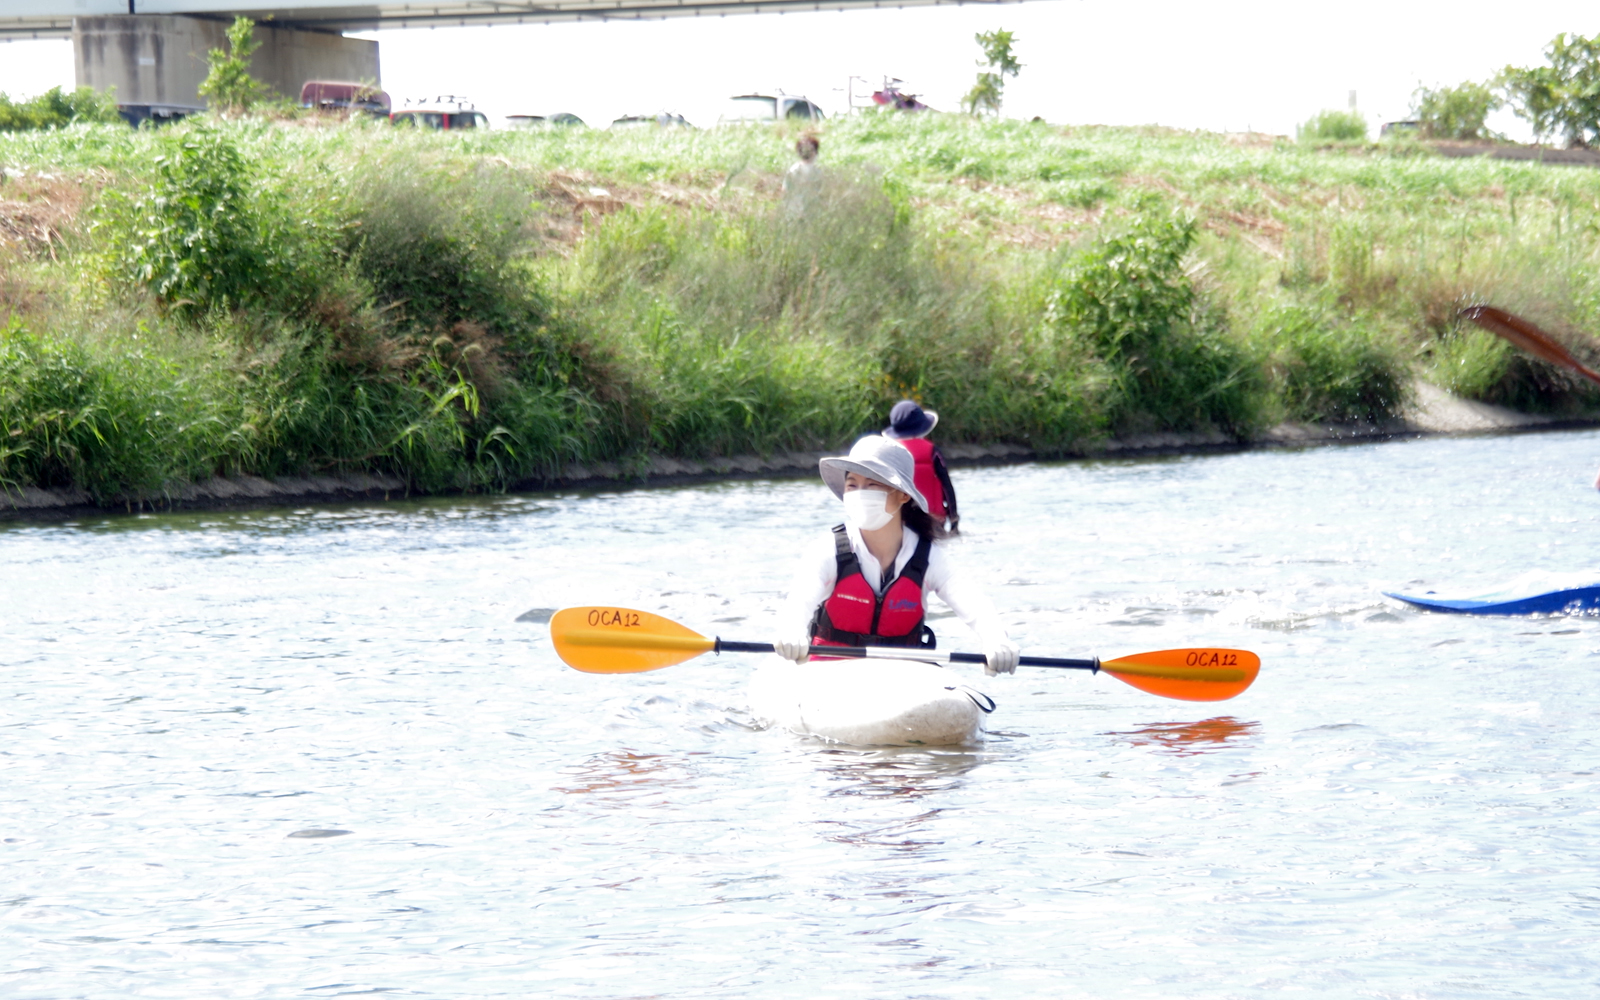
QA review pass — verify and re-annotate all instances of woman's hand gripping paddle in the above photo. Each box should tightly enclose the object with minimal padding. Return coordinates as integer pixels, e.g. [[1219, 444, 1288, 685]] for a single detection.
[[549, 607, 1260, 702]]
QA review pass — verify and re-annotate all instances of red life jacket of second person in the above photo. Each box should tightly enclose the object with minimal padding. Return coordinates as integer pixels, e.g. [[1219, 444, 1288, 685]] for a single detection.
[[810, 524, 936, 650], [899, 437, 946, 521]]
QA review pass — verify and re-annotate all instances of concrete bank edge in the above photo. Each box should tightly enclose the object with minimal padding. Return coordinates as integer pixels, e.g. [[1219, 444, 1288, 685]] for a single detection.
[[4, 385, 1594, 520]]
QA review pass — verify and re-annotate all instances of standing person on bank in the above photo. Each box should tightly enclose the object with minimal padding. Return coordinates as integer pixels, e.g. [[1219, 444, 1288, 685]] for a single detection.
[[772, 435, 1017, 674], [883, 400, 959, 534], [782, 134, 822, 215]]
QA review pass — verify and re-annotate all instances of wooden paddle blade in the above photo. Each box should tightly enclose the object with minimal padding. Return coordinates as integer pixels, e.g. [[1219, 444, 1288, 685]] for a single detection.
[[1100, 648, 1260, 702], [1460, 305, 1600, 388], [549, 607, 715, 673]]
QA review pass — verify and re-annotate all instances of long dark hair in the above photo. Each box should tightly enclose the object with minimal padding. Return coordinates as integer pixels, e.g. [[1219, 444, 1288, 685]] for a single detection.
[[902, 502, 952, 541]]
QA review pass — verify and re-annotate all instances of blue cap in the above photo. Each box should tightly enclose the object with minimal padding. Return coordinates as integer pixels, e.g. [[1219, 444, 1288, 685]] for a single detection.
[[883, 400, 938, 440]]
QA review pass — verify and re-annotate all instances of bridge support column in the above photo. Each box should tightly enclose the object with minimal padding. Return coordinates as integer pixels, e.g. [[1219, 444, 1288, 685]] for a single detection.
[[73, 15, 379, 119]]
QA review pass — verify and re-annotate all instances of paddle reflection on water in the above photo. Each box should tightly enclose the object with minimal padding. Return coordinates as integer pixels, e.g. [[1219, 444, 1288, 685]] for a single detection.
[[804, 749, 984, 859], [1103, 716, 1261, 756], [813, 746, 988, 800], [552, 748, 699, 802], [814, 807, 949, 854]]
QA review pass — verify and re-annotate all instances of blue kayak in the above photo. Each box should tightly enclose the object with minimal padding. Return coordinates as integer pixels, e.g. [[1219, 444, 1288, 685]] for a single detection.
[[1385, 572, 1600, 616]]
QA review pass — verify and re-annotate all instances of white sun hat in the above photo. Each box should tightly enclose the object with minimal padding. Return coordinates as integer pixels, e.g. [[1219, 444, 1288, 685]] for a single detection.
[[817, 435, 929, 513]]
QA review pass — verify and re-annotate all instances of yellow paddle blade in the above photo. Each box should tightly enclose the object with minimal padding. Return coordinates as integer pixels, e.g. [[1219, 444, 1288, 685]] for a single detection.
[[549, 607, 715, 673], [1101, 648, 1260, 702]]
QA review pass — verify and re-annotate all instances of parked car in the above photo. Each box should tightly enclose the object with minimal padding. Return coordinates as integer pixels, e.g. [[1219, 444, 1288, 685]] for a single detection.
[[301, 80, 390, 115], [610, 112, 694, 130], [717, 93, 824, 125], [392, 97, 488, 130], [1380, 120, 1421, 138], [116, 103, 201, 128], [505, 112, 586, 128]]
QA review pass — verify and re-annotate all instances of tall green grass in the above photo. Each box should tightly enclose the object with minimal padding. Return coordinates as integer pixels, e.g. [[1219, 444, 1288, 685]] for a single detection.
[[5, 113, 1600, 501]]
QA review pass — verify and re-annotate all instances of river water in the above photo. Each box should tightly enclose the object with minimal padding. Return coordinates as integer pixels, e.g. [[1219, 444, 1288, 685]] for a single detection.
[[4, 430, 1599, 998]]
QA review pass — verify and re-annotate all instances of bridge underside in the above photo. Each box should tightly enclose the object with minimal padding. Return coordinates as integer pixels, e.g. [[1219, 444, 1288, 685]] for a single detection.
[[2, 0, 1020, 40], [2, 0, 1022, 117]]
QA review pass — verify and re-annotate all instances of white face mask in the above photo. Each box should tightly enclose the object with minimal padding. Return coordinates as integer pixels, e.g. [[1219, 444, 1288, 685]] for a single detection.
[[842, 488, 895, 531]]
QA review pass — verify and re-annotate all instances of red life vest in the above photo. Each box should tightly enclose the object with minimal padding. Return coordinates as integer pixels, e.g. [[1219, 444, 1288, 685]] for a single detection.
[[900, 437, 946, 521], [809, 524, 936, 652]]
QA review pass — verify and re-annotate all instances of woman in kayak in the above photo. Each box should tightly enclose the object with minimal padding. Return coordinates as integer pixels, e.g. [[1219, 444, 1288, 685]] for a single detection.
[[883, 399, 958, 533], [773, 435, 1019, 675]]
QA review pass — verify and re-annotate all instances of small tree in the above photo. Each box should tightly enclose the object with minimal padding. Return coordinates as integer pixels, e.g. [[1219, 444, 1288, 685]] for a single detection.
[[962, 30, 1021, 117], [1411, 81, 1502, 140], [1501, 32, 1600, 147], [198, 16, 273, 115]]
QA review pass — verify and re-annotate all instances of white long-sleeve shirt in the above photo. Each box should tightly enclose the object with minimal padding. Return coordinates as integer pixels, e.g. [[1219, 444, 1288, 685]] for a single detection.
[[779, 524, 1010, 646]]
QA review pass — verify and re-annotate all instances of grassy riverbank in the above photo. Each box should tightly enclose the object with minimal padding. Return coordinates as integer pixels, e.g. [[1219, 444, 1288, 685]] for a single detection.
[[4, 114, 1600, 501]]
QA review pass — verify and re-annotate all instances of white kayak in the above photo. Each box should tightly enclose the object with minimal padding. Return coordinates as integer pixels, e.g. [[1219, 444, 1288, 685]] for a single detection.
[[748, 658, 994, 746]]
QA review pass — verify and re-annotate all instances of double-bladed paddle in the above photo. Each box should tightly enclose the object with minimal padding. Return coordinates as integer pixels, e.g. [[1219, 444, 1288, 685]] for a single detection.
[[548, 606, 1260, 703]]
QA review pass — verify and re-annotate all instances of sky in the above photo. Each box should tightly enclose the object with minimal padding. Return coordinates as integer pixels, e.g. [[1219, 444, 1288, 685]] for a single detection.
[[0, 0, 1595, 139]]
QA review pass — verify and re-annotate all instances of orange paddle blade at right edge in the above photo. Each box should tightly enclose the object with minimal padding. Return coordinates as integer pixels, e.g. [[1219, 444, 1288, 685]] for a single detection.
[[549, 606, 715, 673], [1460, 305, 1600, 388], [1100, 648, 1261, 702]]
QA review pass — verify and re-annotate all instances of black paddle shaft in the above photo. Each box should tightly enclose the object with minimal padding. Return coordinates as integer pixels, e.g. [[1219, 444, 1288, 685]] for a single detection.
[[712, 638, 1099, 672]]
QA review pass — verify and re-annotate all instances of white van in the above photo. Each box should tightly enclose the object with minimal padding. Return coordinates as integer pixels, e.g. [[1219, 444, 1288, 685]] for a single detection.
[[717, 94, 825, 125]]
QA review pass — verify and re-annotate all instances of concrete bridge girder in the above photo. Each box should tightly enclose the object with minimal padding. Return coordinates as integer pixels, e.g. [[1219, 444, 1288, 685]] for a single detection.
[[73, 15, 379, 113], [2, 0, 1017, 117]]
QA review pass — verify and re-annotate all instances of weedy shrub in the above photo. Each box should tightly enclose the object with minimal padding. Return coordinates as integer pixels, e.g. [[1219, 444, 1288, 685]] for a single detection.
[[578, 170, 926, 339], [256, 340, 477, 490], [1282, 225, 1327, 289], [1043, 213, 1258, 435], [1328, 219, 1383, 305], [1299, 110, 1369, 144], [870, 249, 1111, 451], [926, 315, 1112, 451], [346, 158, 539, 332], [597, 166, 1113, 454], [82, 133, 612, 492], [566, 169, 992, 455], [627, 300, 875, 456], [1048, 178, 1117, 209], [1427, 321, 1600, 412], [1429, 326, 1512, 399], [95, 127, 338, 313], [0, 318, 249, 498], [1412, 81, 1502, 140], [1255, 302, 1409, 423], [338, 157, 613, 486], [0, 87, 121, 132]]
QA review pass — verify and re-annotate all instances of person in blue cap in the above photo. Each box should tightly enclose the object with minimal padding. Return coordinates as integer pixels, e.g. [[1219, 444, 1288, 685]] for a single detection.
[[883, 400, 958, 534]]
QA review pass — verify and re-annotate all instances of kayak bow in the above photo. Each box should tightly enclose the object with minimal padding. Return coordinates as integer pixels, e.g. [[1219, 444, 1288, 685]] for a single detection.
[[1386, 572, 1600, 616]]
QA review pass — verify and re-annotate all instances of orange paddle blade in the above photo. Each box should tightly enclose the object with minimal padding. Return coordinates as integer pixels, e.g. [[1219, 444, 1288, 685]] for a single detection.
[[549, 607, 715, 673], [1460, 305, 1600, 387], [1100, 648, 1260, 702]]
